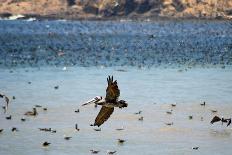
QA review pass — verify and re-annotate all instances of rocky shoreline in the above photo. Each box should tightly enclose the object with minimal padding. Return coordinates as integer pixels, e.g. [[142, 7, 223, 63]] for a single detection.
[[0, 0, 232, 21]]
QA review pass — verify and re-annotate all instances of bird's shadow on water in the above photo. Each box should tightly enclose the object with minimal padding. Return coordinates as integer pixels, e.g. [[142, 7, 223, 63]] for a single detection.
[[209, 129, 232, 138]]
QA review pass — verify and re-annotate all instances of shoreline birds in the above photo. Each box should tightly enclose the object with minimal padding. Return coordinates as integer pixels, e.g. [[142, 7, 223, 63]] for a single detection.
[[75, 124, 80, 131], [117, 139, 126, 144], [43, 141, 50, 147], [93, 128, 101, 131], [0, 93, 10, 111], [82, 76, 128, 127], [171, 103, 176, 107], [90, 149, 100, 154], [211, 116, 231, 127], [11, 127, 18, 132], [74, 109, 80, 113], [200, 102, 206, 106], [138, 116, 143, 121], [24, 108, 38, 116], [64, 136, 72, 140], [107, 150, 117, 154], [165, 122, 174, 126], [134, 110, 142, 115], [39, 128, 56, 133], [6, 115, 12, 120], [192, 147, 199, 150], [211, 110, 217, 113]]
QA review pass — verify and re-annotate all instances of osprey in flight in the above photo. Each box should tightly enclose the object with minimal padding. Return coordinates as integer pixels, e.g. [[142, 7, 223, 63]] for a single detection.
[[83, 76, 128, 127]]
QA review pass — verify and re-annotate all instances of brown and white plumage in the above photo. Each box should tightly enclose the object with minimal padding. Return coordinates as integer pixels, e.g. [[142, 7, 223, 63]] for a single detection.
[[94, 106, 114, 127], [92, 76, 127, 127]]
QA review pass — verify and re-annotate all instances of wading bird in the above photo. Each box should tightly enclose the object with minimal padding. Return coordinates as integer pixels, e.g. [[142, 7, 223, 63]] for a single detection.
[[82, 76, 128, 127]]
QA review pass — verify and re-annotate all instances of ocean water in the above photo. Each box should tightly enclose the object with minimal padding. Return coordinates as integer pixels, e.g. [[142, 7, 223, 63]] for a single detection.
[[0, 20, 232, 67], [0, 67, 232, 155], [0, 20, 232, 155]]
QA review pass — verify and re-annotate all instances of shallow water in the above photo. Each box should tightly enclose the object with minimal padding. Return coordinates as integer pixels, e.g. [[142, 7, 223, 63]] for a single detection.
[[0, 67, 232, 155]]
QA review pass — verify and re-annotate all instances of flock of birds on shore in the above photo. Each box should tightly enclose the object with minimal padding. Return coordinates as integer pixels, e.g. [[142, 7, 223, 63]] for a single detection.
[[1, 75, 232, 154], [0, 93, 122, 154]]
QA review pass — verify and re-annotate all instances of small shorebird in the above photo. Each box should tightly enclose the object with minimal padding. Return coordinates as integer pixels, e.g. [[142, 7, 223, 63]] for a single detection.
[[117, 139, 126, 144], [107, 150, 117, 155], [138, 116, 143, 121], [54, 86, 59, 90], [171, 103, 176, 107], [134, 110, 142, 115], [211, 110, 217, 113], [74, 109, 80, 113], [116, 126, 124, 131], [64, 136, 72, 140], [24, 108, 38, 116], [5, 115, 12, 120], [192, 147, 199, 150], [189, 115, 193, 120], [35, 105, 42, 108], [200, 102, 206, 106], [211, 115, 231, 127], [166, 110, 172, 114], [90, 149, 100, 154], [165, 122, 174, 126], [43, 141, 50, 147], [75, 124, 80, 131], [82, 76, 128, 127], [93, 128, 101, 131], [11, 127, 18, 132], [39, 128, 51, 132]]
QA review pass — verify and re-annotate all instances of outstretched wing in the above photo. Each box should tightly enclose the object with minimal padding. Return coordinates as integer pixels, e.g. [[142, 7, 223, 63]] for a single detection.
[[94, 106, 114, 127], [211, 116, 221, 124], [105, 76, 120, 102], [227, 119, 231, 127]]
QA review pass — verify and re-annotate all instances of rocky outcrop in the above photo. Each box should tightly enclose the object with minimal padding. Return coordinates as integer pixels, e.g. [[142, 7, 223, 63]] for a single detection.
[[0, 0, 232, 19]]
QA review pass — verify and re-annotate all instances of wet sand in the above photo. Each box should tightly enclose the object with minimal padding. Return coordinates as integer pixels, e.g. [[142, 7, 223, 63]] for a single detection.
[[0, 67, 232, 155]]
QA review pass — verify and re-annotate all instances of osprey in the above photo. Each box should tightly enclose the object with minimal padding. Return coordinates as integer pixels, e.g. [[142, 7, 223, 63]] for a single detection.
[[83, 76, 128, 127]]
